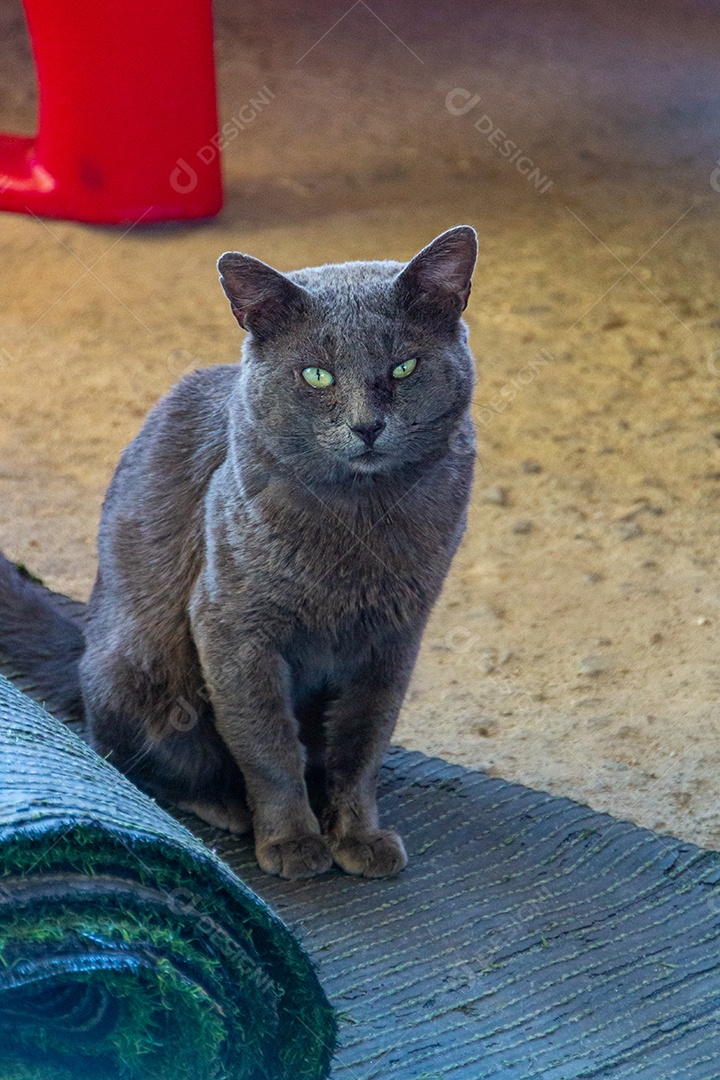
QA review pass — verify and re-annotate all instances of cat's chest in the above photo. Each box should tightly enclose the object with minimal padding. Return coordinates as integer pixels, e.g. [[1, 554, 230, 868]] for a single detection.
[[212, 462, 470, 630], [260, 491, 456, 610]]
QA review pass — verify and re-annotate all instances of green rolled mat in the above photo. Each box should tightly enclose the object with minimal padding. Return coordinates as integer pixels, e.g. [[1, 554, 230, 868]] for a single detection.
[[0, 674, 336, 1080]]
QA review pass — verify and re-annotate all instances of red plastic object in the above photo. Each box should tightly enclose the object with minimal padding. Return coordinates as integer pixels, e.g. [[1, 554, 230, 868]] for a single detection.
[[0, 0, 223, 224]]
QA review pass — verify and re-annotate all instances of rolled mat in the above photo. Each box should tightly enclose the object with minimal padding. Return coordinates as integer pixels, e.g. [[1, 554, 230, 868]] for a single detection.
[[0, 674, 336, 1080]]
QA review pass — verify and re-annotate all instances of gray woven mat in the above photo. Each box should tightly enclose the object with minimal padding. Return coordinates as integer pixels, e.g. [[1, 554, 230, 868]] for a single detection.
[[3, 585, 720, 1078], [185, 750, 720, 1079]]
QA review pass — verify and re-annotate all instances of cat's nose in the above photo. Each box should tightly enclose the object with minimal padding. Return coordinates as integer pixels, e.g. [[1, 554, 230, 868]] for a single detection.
[[351, 419, 386, 446]]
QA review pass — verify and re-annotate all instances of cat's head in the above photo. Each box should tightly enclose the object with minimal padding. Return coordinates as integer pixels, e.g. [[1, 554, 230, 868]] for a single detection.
[[218, 226, 477, 481]]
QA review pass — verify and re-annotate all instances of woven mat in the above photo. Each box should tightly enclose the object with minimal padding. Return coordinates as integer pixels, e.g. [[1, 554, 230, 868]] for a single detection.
[[186, 750, 720, 1079], [3, 587, 720, 1078]]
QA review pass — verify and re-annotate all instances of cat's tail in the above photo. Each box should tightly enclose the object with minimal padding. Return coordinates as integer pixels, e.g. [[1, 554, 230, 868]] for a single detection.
[[0, 554, 85, 719]]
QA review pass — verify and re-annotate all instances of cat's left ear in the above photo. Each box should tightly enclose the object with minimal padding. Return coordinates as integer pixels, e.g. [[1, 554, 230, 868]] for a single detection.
[[395, 225, 477, 318], [218, 252, 308, 337]]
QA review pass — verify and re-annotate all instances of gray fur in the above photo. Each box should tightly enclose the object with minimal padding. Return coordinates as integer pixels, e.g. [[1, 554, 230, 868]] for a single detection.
[[0, 555, 84, 717], [1, 226, 478, 879]]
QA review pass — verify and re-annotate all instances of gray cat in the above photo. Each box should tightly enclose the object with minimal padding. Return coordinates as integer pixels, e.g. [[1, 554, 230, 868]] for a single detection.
[[0, 225, 477, 879]]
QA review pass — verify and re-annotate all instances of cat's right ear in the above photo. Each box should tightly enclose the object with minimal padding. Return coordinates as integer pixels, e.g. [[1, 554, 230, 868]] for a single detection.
[[217, 253, 307, 337], [395, 225, 478, 321]]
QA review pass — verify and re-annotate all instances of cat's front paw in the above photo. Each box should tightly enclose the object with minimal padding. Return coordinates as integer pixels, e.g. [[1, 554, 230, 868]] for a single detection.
[[330, 829, 407, 878], [256, 834, 334, 879], [177, 797, 252, 835]]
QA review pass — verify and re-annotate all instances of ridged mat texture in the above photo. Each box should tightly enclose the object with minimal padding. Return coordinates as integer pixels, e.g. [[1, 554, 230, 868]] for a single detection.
[[0, 674, 336, 1080], [3, 587, 720, 1078], [190, 754, 720, 1080]]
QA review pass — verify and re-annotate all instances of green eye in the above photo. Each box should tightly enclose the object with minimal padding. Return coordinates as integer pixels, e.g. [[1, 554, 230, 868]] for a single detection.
[[302, 366, 335, 388], [392, 357, 418, 380]]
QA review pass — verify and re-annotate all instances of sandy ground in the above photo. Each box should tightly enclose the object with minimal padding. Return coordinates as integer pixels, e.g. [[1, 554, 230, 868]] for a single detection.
[[1, 0, 719, 846]]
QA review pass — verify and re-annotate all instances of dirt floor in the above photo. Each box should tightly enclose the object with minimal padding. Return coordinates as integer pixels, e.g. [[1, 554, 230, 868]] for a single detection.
[[1, 0, 719, 846]]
